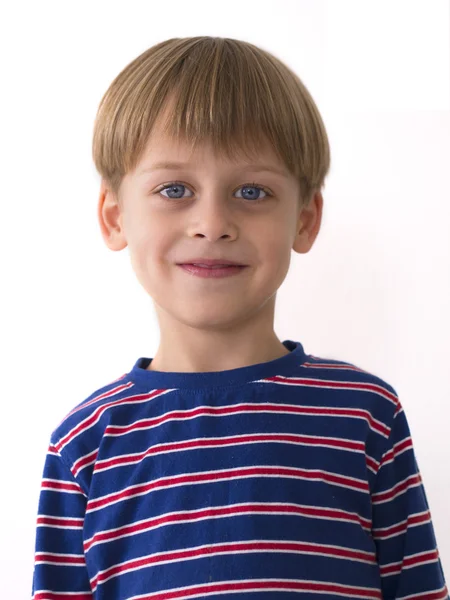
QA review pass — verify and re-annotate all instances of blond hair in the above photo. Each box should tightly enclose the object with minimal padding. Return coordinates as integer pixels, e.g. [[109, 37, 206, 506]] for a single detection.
[[92, 36, 331, 208]]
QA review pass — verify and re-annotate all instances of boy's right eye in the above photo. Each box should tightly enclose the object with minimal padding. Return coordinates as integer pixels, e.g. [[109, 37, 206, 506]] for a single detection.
[[156, 182, 193, 199]]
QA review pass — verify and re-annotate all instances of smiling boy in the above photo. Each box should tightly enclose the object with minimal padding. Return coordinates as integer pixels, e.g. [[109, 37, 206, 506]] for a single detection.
[[32, 36, 448, 599], [97, 97, 322, 374]]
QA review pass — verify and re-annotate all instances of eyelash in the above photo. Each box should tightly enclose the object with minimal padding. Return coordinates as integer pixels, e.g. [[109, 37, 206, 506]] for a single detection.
[[154, 181, 272, 204]]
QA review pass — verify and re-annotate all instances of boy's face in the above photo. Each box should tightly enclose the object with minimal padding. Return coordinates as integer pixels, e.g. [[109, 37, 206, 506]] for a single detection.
[[98, 116, 322, 344]]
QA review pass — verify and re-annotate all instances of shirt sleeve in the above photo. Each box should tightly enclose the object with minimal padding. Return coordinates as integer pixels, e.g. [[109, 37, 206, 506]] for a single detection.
[[371, 401, 449, 599], [31, 442, 93, 599]]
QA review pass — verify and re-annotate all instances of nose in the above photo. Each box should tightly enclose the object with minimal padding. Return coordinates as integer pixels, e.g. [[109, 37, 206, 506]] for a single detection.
[[187, 195, 238, 241]]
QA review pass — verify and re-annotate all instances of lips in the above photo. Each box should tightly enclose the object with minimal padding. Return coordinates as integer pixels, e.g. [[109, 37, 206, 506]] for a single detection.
[[178, 263, 247, 278], [178, 259, 246, 267], [190, 264, 234, 268]]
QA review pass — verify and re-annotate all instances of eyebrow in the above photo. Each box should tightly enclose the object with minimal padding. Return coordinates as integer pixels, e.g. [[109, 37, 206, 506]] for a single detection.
[[138, 161, 288, 177]]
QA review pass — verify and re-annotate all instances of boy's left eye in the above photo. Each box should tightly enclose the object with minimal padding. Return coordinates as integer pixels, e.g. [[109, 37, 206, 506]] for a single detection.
[[235, 183, 271, 202], [154, 181, 272, 203]]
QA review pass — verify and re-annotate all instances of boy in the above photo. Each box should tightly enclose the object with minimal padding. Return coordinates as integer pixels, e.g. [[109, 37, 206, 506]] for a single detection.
[[32, 36, 448, 599]]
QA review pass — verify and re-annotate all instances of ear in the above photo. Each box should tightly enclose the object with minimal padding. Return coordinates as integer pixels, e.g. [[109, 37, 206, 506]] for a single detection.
[[97, 179, 128, 251], [292, 190, 324, 254]]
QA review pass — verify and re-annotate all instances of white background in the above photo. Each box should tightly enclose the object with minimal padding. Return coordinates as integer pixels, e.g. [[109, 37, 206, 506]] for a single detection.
[[0, 0, 449, 597]]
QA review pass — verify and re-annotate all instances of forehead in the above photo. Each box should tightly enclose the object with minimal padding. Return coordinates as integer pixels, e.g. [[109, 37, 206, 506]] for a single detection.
[[137, 125, 289, 177]]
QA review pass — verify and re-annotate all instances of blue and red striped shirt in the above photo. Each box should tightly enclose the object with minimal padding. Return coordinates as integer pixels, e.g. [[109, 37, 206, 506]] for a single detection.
[[32, 339, 449, 599]]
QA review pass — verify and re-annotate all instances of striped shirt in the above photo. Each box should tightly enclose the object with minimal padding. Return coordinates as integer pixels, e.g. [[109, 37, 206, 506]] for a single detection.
[[32, 339, 449, 599]]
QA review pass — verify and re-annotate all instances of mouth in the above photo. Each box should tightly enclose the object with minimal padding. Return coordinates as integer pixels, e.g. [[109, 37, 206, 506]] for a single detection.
[[179, 263, 245, 269], [177, 264, 248, 278], [176, 261, 247, 267]]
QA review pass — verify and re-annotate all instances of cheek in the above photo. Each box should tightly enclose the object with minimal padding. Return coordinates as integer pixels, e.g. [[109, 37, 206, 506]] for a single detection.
[[256, 223, 293, 280], [257, 221, 292, 258], [122, 217, 156, 276], [130, 225, 173, 276], [125, 212, 156, 250]]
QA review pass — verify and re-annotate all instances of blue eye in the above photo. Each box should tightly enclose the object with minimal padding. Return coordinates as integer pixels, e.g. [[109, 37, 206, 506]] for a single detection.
[[155, 181, 271, 203], [236, 184, 270, 202]]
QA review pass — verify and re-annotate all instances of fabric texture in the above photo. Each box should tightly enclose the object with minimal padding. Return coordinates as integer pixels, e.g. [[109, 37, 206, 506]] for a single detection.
[[31, 340, 449, 599]]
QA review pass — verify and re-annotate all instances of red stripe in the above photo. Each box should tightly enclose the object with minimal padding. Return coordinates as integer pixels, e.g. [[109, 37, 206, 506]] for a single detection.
[[84, 501, 370, 552], [93, 432, 364, 472], [86, 465, 368, 513], [35, 553, 86, 566], [92, 540, 377, 589], [42, 480, 82, 494], [37, 516, 83, 527], [105, 402, 391, 439], [34, 593, 92, 600], [94, 577, 383, 599]]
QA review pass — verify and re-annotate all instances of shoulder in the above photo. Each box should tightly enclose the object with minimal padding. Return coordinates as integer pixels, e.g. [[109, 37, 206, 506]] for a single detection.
[[299, 352, 403, 466], [50, 372, 134, 440], [304, 351, 398, 391], [48, 370, 139, 488], [300, 351, 400, 421]]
